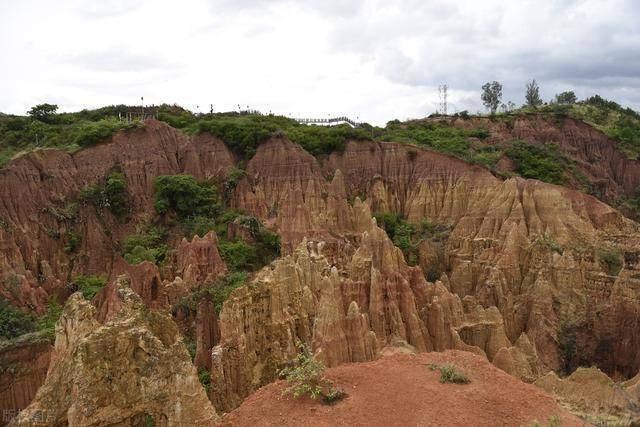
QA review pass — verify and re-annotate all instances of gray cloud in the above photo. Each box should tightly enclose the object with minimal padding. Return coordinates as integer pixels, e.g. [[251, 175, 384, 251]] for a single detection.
[[60, 47, 176, 73], [1, 0, 638, 121]]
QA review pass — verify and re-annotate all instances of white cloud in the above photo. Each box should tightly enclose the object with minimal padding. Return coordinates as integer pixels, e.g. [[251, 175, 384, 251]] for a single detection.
[[0, 0, 638, 124]]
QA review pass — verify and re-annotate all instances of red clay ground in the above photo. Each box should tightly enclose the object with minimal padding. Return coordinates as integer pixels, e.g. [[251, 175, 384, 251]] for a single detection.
[[219, 350, 584, 427]]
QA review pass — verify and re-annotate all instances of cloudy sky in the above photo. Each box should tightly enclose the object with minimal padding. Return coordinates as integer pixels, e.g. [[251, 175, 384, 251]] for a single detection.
[[1, 0, 638, 124]]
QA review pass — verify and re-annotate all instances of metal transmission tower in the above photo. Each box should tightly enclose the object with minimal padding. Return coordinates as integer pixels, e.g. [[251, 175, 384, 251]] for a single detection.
[[438, 84, 448, 116]]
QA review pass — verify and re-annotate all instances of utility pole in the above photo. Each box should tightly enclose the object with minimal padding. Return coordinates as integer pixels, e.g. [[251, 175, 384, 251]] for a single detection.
[[438, 84, 448, 116]]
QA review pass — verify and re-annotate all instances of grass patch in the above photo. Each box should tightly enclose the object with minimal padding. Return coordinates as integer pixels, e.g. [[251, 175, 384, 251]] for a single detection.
[[437, 364, 470, 384], [598, 247, 623, 276], [68, 276, 107, 299]]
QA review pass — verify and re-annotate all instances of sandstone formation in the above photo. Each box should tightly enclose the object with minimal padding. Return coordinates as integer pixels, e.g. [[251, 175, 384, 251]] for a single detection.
[[0, 334, 51, 418], [9, 276, 218, 426], [208, 210, 529, 412], [535, 367, 640, 425], [0, 121, 234, 312], [2, 119, 640, 422], [445, 114, 640, 212]]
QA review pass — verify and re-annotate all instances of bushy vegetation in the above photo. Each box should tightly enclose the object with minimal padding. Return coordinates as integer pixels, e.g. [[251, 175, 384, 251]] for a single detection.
[[279, 343, 345, 404], [69, 276, 107, 299], [72, 118, 141, 148], [35, 298, 63, 340], [208, 272, 248, 313], [535, 233, 563, 255], [505, 141, 568, 185], [0, 298, 36, 340], [598, 248, 623, 276], [438, 365, 470, 384], [122, 227, 168, 265], [374, 212, 448, 269], [428, 363, 470, 384], [154, 175, 219, 218], [198, 368, 212, 392], [82, 171, 131, 218], [159, 111, 371, 158], [173, 271, 248, 315], [63, 230, 82, 253], [0, 104, 142, 167], [375, 120, 473, 157], [534, 95, 640, 159], [0, 296, 62, 341]]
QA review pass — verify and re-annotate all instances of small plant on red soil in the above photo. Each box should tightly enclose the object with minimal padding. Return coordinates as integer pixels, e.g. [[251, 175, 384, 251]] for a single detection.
[[428, 364, 471, 384], [279, 343, 346, 404]]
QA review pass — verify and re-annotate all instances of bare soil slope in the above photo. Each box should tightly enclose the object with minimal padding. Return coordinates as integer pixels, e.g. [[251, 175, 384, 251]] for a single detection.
[[220, 351, 583, 427]]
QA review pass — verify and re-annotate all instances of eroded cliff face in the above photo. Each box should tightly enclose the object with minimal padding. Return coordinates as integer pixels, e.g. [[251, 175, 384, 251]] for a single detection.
[[2, 119, 640, 421], [9, 276, 218, 427], [446, 115, 640, 211], [0, 335, 51, 419], [208, 204, 539, 412], [231, 137, 640, 379], [0, 121, 234, 313]]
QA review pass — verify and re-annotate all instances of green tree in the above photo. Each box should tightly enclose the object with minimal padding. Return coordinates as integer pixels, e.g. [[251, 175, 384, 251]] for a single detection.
[[0, 299, 35, 340], [554, 91, 577, 105], [481, 81, 502, 114], [154, 175, 219, 218], [28, 103, 58, 123], [525, 79, 543, 107]]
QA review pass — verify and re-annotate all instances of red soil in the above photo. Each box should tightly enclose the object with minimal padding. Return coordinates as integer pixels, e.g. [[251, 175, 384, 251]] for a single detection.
[[219, 351, 584, 427]]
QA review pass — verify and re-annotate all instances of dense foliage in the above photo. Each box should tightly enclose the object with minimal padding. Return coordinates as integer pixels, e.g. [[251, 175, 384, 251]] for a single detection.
[[122, 227, 168, 265], [535, 95, 640, 159], [0, 104, 142, 166], [154, 175, 219, 218], [83, 171, 131, 218], [374, 212, 448, 278], [0, 298, 36, 340], [505, 141, 568, 185], [69, 276, 108, 299]]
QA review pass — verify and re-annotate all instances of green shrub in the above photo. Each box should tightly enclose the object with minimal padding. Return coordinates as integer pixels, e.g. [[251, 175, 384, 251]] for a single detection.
[[64, 230, 82, 253], [505, 141, 567, 185], [598, 248, 623, 275], [182, 215, 217, 238], [198, 368, 211, 392], [223, 167, 247, 203], [82, 171, 130, 218], [154, 175, 219, 218], [437, 364, 470, 384], [374, 213, 448, 268], [28, 103, 58, 123], [469, 127, 490, 139], [177, 271, 249, 315], [71, 276, 107, 299], [37, 298, 63, 340], [0, 298, 36, 340], [537, 233, 563, 255], [123, 228, 167, 265], [212, 272, 248, 313], [218, 240, 258, 271], [279, 343, 341, 401], [470, 146, 503, 170], [73, 118, 140, 148]]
